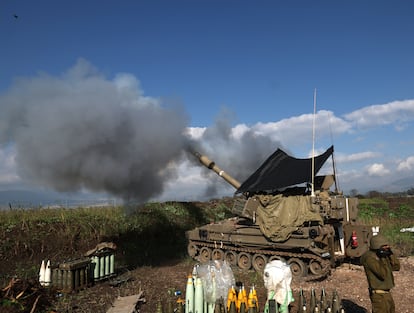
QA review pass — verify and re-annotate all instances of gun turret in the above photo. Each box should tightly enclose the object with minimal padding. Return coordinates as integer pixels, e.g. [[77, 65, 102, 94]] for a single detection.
[[186, 145, 373, 281], [192, 151, 241, 189]]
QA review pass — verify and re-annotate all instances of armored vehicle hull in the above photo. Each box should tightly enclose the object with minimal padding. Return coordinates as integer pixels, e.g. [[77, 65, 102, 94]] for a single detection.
[[187, 147, 373, 280]]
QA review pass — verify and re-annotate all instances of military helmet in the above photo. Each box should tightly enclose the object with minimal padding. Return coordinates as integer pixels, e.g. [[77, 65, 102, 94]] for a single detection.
[[370, 234, 389, 250]]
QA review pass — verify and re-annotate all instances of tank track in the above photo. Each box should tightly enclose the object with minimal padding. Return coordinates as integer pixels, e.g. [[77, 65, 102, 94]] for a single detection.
[[188, 240, 331, 282]]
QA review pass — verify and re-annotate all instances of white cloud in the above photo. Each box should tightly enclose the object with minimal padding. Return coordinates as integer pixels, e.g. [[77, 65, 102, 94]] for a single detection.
[[232, 124, 251, 140], [185, 127, 206, 140], [252, 110, 350, 147], [366, 163, 390, 176], [344, 99, 414, 129], [336, 151, 381, 163], [397, 156, 414, 171]]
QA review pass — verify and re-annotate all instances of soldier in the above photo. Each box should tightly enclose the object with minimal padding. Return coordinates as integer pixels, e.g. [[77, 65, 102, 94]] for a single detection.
[[361, 234, 400, 313]]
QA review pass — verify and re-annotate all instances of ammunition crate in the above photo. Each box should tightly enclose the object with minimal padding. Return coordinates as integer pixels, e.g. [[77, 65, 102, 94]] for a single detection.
[[52, 258, 92, 292]]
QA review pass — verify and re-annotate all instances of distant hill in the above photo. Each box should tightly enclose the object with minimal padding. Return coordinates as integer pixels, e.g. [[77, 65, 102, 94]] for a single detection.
[[0, 190, 57, 207], [0, 190, 116, 209], [381, 176, 414, 193]]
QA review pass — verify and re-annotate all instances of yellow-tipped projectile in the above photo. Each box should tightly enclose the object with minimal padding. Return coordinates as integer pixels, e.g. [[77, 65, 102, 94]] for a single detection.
[[227, 286, 237, 312], [248, 286, 259, 310], [228, 300, 237, 313], [237, 285, 248, 311], [177, 298, 185, 313], [240, 302, 247, 313]]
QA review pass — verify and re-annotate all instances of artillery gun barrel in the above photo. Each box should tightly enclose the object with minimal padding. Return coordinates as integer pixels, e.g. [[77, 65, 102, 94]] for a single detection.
[[192, 151, 241, 189]]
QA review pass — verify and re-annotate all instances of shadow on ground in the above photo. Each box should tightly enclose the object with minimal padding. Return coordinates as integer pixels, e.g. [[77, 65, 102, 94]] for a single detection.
[[342, 299, 368, 313]]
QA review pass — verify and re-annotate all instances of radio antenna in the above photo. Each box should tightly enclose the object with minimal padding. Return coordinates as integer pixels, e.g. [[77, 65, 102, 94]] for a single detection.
[[328, 114, 340, 193], [311, 88, 316, 197]]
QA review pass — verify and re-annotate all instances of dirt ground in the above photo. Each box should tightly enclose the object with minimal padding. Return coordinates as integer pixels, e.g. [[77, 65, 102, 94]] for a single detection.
[[50, 256, 414, 313]]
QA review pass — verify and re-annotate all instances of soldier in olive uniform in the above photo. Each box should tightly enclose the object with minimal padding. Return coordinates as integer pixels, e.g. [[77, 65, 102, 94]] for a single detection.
[[361, 234, 400, 313]]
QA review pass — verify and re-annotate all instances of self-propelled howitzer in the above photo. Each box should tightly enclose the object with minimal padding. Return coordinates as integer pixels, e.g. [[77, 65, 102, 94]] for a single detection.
[[186, 147, 373, 280]]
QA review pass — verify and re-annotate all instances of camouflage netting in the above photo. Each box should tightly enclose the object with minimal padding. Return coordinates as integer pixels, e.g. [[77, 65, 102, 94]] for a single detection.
[[255, 194, 323, 242]]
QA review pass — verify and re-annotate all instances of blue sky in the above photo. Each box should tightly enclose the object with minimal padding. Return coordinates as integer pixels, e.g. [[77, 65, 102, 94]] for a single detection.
[[1, 1, 414, 202]]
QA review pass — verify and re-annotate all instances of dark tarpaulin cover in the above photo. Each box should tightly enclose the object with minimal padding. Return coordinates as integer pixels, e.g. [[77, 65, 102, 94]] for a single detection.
[[236, 145, 334, 194]]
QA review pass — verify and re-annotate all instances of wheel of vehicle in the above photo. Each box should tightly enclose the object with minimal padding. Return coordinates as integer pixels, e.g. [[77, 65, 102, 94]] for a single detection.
[[224, 250, 238, 266], [268, 255, 286, 263], [309, 259, 324, 275], [252, 254, 268, 272], [187, 242, 198, 258], [198, 247, 211, 263], [237, 252, 252, 270], [212, 249, 224, 261], [287, 258, 307, 278]]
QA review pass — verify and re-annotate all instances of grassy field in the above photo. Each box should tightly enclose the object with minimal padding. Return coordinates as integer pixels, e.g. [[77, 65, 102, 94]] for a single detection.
[[0, 196, 413, 287], [0, 199, 234, 285], [358, 197, 414, 256]]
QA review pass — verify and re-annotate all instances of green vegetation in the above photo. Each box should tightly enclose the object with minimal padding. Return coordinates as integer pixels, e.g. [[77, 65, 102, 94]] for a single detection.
[[358, 197, 414, 256], [0, 196, 413, 288], [0, 200, 234, 285]]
